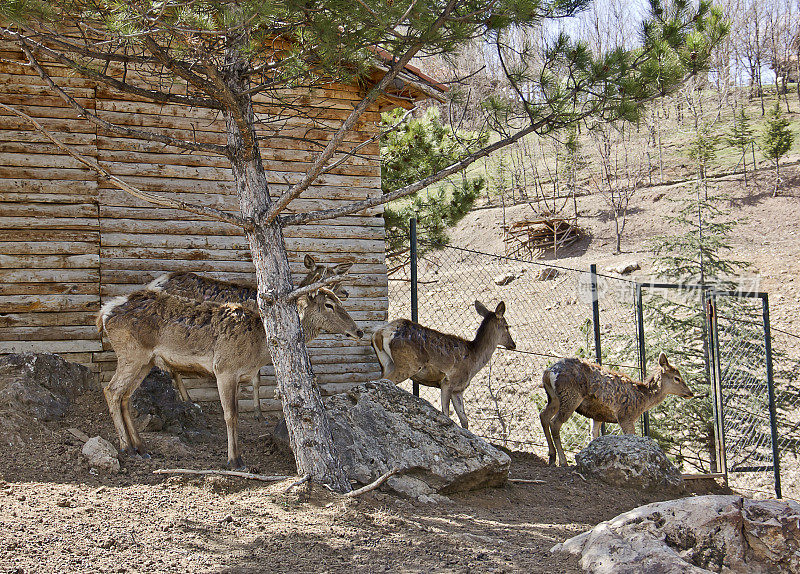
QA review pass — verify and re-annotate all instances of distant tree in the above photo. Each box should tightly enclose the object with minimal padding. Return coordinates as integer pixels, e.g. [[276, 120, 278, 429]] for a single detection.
[[726, 106, 756, 186], [760, 102, 795, 196], [381, 108, 486, 259]]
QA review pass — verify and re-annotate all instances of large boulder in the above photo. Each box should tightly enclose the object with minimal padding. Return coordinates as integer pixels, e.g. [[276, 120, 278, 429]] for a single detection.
[[576, 435, 683, 491], [552, 495, 800, 573], [275, 381, 510, 497], [0, 353, 94, 421], [131, 368, 210, 440]]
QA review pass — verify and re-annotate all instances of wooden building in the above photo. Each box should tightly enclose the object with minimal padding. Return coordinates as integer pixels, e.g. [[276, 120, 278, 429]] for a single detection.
[[0, 42, 443, 412]]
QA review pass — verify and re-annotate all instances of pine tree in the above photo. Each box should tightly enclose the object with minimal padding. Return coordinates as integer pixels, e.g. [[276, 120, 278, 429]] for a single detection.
[[726, 107, 755, 186], [381, 108, 487, 258], [760, 103, 795, 196]]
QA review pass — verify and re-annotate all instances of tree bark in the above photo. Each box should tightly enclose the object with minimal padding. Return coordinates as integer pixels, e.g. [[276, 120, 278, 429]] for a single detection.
[[222, 49, 350, 493]]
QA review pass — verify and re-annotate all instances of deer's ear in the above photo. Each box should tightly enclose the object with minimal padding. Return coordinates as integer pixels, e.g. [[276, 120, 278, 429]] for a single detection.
[[475, 300, 490, 317], [333, 261, 353, 276], [658, 352, 668, 368], [332, 282, 350, 300], [495, 301, 506, 317], [304, 254, 317, 270]]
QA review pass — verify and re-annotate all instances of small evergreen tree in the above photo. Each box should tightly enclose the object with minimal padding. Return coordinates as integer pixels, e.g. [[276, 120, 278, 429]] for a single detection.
[[688, 121, 719, 199], [760, 103, 795, 196], [381, 108, 487, 258], [726, 107, 755, 186]]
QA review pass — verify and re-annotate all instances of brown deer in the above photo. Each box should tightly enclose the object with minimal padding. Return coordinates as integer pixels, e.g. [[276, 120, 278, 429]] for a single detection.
[[540, 353, 693, 466], [145, 254, 354, 418], [371, 301, 516, 429], [96, 284, 361, 469]]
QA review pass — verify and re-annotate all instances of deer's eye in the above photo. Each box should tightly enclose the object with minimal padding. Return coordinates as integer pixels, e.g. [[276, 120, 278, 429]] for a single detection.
[[325, 302, 335, 310]]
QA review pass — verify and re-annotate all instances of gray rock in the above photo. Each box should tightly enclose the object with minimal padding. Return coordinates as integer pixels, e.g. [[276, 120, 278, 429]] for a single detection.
[[274, 381, 510, 496], [605, 261, 641, 275], [493, 272, 516, 286], [576, 435, 683, 490], [0, 353, 94, 421], [131, 369, 209, 441], [552, 495, 800, 573], [82, 436, 121, 473]]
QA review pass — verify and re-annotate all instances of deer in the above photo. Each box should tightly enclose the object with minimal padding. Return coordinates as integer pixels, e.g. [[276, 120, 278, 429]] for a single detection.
[[371, 301, 516, 429], [539, 352, 694, 466], [145, 254, 354, 418], [96, 283, 361, 469]]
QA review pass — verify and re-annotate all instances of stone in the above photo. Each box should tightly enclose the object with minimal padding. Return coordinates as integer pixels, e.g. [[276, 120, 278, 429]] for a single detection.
[[552, 495, 800, 573], [575, 435, 683, 491], [131, 369, 209, 440], [493, 272, 516, 286], [82, 436, 121, 473], [0, 353, 94, 421], [274, 381, 510, 497], [605, 261, 641, 275]]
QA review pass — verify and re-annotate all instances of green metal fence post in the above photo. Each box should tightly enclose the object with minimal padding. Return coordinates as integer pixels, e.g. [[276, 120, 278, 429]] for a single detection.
[[410, 218, 419, 397], [590, 264, 604, 435], [635, 283, 650, 437], [762, 293, 782, 498]]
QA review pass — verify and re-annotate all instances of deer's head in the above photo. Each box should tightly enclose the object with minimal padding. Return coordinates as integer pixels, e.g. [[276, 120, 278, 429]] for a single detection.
[[475, 300, 516, 350], [302, 287, 363, 340], [657, 352, 693, 398], [301, 254, 353, 300]]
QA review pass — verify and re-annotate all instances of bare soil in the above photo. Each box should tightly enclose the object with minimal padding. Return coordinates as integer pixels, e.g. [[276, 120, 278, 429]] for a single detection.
[[0, 387, 727, 574]]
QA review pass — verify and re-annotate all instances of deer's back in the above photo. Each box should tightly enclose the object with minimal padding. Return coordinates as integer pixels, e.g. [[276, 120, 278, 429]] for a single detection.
[[548, 358, 646, 422], [155, 272, 257, 304], [386, 318, 470, 375]]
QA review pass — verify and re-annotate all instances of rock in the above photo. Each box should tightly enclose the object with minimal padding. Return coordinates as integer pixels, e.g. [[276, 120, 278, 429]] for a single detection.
[[139, 433, 191, 458], [82, 436, 121, 473], [575, 435, 683, 491], [536, 267, 560, 281], [605, 261, 641, 275], [552, 495, 800, 573], [493, 272, 516, 286], [274, 381, 510, 496], [0, 353, 94, 421], [131, 369, 209, 440]]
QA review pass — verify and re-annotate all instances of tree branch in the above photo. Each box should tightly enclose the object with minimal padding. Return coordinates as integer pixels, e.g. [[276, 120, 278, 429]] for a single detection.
[[0, 102, 253, 231], [12, 39, 230, 156], [143, 35, 218, 94], [1, 29, 224, 110], [258, 0, 459, 226], [282, 274, 347, 303], [153, 468, 291, 482]]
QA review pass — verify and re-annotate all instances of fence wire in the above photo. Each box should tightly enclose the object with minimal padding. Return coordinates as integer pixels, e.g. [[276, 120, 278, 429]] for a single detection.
[[388, 237, 638, 455], [386, 230, 800, 499]]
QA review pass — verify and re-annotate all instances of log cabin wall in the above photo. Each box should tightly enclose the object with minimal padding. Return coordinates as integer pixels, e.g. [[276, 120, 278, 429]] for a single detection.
[[0, 43, 389, 413]]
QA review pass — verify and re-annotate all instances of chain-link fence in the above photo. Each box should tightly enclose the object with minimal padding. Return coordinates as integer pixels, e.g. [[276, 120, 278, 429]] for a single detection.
[[386, 223, 800, 498], [387, 235, 639, 455]]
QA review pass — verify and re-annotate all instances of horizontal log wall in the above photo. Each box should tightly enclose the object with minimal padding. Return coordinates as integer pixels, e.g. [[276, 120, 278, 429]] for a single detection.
[[0, 44, 389, 412]]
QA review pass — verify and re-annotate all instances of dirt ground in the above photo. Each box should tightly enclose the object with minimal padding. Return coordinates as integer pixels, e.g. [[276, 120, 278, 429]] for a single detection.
[[3, 161, 793, 574], [0, 385, 729, 574]]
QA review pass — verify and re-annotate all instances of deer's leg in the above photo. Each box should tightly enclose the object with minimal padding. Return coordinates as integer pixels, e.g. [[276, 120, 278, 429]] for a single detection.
[[103, 358, 148, 455], [619, 418, 637, 435], [440, 385, 454, 422], [119, 363, 153, 457], [539, 394, 560, 465], [451, 391, 469, 430], [217, 373, 244, 470], [550, 395, 583, 467], [252, 373, 262, 421], [590, 419, 602, 440], [171, 370, 192, 403]]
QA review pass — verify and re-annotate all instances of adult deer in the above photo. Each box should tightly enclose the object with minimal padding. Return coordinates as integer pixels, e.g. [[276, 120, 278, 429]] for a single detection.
[[540, 353, 693, 466], [371, 301, 515, 429], [97, 284, 361, 469], [146, 254, 354, 418]]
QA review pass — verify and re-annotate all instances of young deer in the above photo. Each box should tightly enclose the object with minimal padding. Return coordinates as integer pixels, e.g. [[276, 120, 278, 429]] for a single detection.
[[540, 352, 693, 466], [145, 254, 354, 418], [97, 285, 361, 469], [371, 301, 516, 429]]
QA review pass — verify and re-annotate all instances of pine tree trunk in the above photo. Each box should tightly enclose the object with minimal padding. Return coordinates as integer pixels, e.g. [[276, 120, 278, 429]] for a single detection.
[[221, 51, 350, 493]]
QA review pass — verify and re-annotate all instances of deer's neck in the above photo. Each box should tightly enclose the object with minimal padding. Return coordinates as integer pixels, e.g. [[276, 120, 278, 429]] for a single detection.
[[296, 303, 319, 343], [468, 318, 500, 372], [639, 374, 667, 411]]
